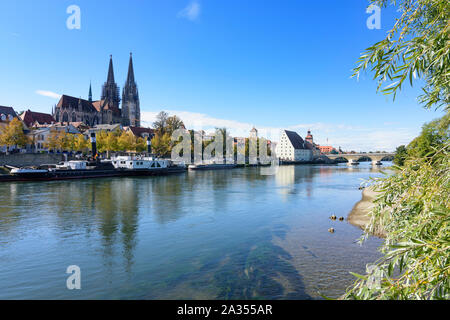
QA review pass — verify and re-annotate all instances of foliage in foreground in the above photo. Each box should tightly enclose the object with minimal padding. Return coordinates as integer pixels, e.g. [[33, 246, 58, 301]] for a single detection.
[[354, 0, 449, 110], [344, 0, 450, 299], [343, 143, 449, 299]]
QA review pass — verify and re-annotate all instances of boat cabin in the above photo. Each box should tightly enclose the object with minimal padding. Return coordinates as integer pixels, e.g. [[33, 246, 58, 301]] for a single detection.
[[55, 161, 88, 170], [111, 156, 169, 170]]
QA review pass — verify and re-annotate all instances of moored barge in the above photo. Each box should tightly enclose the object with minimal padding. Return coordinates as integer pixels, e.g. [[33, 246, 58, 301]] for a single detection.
[[1, 156, 187, 182], [188, 163, 237, 171]]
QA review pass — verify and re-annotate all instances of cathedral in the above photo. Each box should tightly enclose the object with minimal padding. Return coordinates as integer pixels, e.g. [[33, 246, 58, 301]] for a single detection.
[[53, 54, 140, 127]]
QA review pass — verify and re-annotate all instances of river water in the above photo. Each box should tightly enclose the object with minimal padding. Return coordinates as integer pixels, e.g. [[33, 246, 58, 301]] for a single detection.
[[0, 163, 387, 299]]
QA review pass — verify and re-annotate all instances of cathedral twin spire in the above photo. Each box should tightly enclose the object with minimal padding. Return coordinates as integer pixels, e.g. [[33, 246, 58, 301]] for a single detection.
[[101, 55, 120, 107], [107, 55, 115, 83], [96, 53, 140, 126], [126, 53, 135, 85], [122, 53, 140, 127]]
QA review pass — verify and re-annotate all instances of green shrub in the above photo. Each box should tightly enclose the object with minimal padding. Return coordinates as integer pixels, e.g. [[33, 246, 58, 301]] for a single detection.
[[344, 144, 449, 299]]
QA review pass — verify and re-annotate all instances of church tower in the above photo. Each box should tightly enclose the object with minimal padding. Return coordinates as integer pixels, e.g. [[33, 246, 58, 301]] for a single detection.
[[250, 127, 258, 139], [101, 55, 120, 110], [122, 53, 140, 127], [305, 130, 314, 144], [88, 82, 92, 102]]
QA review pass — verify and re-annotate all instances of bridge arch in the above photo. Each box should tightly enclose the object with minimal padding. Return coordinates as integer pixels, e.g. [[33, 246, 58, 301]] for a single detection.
[[333, 156, 349, 163], [325, 153, 395, 166]]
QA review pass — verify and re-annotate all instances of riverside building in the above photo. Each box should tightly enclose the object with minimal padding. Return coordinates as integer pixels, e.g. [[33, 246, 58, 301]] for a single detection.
[[276, 130, 314, 161]]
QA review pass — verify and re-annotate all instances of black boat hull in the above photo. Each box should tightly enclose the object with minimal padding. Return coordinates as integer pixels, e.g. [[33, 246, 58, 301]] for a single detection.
[[0, 168, 178, 182]]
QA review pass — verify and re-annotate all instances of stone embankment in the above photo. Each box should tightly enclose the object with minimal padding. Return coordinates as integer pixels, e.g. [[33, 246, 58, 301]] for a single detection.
[[0, 153, 68, 168]]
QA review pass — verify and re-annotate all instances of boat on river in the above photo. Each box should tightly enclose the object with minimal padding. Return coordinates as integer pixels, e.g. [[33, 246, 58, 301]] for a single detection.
[[188, 160, 237, 171], [111, 156, 169, 174], [111, 156, 187, 174], [1, 156, 187, 182], [7, 160, 122, 181]]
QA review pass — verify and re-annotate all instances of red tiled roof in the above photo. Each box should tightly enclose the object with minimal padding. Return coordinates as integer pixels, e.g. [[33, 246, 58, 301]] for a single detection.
[[92, 100, 121, 116], [20, 110, 55, 127], [92, 100, 103, 112]]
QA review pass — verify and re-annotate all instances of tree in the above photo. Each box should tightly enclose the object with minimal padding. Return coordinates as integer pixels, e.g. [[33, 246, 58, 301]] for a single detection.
[[55, 131, 71, 151], [244, 138, 249, 158], [343, 146, 449, 300], [87, 129, 148, 154], [45, 129, 60, 151], [330, 149, 339, 155], [96, 130, 108, 154], [151, 132, 171, 157], [151, 111, 186, 157], [392, 115, 449, 166], [393, 145, 408, 166], [106, 130, 120, 153], [353, 0, 449, 110], [44, 130, 74, 152], [259, 138, 272, 158], [0, 118, 29, 151], [65, 133, 77, 152], [135, 137, 147, 152], [117, 131, 136, 152], [166, 115, 185, 136], [344, 0, 450, 300], [74, 134, 90, 153], [407, 115, 449, 159], [215, 127, 233, 159], [60, 131, 72, 151], [242, 137, 267, 160], [96, 130, 122, 156], [153, 111, 169, 135]]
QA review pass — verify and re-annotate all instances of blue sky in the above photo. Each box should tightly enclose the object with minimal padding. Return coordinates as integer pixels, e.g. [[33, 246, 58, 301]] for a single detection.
[[0, 0, 444, 151]]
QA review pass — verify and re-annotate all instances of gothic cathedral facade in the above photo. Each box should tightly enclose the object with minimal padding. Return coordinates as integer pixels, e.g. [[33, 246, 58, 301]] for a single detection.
[[53, 54, 140, 127]]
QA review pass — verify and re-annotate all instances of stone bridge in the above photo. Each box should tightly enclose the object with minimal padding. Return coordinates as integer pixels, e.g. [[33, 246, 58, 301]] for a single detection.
[[325, 153, 394, 165]]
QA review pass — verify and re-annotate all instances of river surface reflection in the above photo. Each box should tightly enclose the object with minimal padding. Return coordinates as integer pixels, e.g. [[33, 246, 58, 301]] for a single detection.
[[0, 163, 386, 299]]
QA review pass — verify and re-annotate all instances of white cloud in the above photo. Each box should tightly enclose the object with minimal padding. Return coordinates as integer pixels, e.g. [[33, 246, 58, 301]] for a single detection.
[[142, 109, 418, 152], [36, 90, 61, 99], [142, 110, 253, 136], [325, 127, 416, 152], [178, 1, 201, 21]]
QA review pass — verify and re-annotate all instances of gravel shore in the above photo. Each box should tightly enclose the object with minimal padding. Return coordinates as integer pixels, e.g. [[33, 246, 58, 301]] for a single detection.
[[348, 187, 386, 238]]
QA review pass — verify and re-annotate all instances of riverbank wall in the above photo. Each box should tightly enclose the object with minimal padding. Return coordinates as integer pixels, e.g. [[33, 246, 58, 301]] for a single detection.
[[0, 153, 68, 168]]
